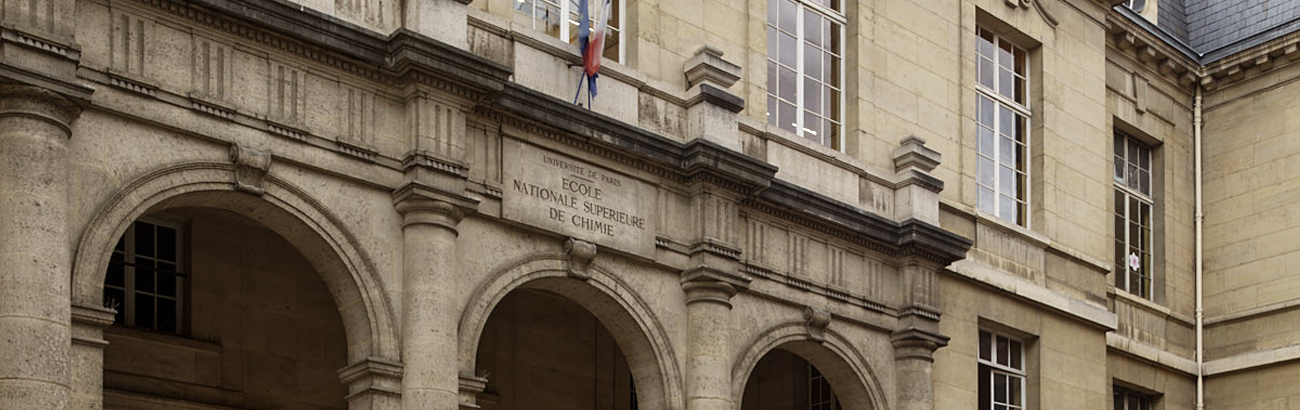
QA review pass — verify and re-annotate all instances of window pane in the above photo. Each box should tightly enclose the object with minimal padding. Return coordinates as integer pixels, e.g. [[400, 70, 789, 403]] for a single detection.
[[999, 136, 1014, 163], [158, 226, 177, 262], [999, 166, 1015, 196], [107, 262, 125, 287], [978, 157, 995, 187], [979, 331, 992, 360], [779, 0, 796, 32], [136, 265, 155, 293], [1009, 340, 1022, 369], [979, 95, 994, 126], [998, 41, 1014, 69], [1009, 376, 1022, 405], [999, 67, 1014, 99], [996, 336, 1009, 365], [804, 77, 822, 114], [825, 86, 840, 121], [135, 293, 155, 329], [804, 10, 822, 47], [999, 195, 1016, 222], [158, 271, 177, 298], [135, 222, 155, 257], [978, 29, 994, 59], [997, 105, 1013, 137], [602, 28, 620, 61], [1014, 75, 1026, 103], [779, 32, 797, 68], [1014, 48, 1027, 76], [778, 102, 797, 133], [767, 96, 777, 125], [994, 374, 1007, 402], [768, 0, 778, 25], [980, 127, 995, 156], [803, 111, 822, 142], [767, 59, 777, 97], [979, 57, 994, 88], [979, 186, 996, 214], [779, 66, 796, 102], [158, 298, 177, 333], [805, 45, 822, 82]]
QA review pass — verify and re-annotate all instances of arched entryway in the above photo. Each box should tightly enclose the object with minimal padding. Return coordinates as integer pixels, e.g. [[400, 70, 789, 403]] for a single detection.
[[475, 288, 636, 410], [69, 163, 400, 409], [458, 257, 684, 410], [99, 207, 349, 409], [734, 330, 884, 410]]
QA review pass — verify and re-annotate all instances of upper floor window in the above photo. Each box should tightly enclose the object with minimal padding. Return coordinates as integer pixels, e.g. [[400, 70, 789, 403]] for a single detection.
[[1114, 386, 1153, 410], [766, 0, 844, 150], [976, 27, 1030, 226], [1114, 131, 1153, 299], [515, 0, 625, 62], [104, 219, 186, 334], [979, 329, 1025, 410]]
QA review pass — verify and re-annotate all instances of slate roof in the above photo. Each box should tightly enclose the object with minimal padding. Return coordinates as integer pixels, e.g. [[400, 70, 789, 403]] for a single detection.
[[1148, 0, 1300, 62]]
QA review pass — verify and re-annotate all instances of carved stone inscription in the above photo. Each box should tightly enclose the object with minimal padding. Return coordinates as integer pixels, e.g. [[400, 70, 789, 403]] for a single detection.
[[503, 141, 655, 256]]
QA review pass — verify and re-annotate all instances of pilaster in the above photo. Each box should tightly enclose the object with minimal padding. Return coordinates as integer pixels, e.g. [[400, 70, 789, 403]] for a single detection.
[[69, 303, 116, 410], [338, 357, 404, 410]]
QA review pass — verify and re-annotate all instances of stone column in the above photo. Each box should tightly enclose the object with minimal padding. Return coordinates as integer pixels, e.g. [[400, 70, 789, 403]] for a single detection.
[[394, 185, 477, 410], [682, 279, 737, 410], [890, 327, 944, 410], [0, 82, 84, 409], [680, 183, 750, 410]]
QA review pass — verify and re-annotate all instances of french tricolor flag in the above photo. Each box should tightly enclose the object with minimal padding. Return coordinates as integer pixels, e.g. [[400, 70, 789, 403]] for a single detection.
[[575, 0, 611, 106]]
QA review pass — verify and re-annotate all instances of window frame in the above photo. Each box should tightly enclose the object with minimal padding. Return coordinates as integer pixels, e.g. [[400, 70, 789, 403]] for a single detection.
[[1113, 131, 1154, 300], [103, 218, 188, 334], [979, 329, 1026, 410], [808, 361, 841, 410], [975, 27, 1032, 227], [765, 0, 846, 151], [1113, 385, 1154, 410], [514, 0, 627, 63]]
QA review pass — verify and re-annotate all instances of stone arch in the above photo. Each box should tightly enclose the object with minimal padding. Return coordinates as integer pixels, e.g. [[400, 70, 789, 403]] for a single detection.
[[732, 322, 887, 410], [458, 254, 684, 410], [71, 162, 399, 363]]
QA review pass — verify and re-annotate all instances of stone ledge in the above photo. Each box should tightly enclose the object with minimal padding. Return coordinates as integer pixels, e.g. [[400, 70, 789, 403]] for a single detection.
[[1204, 342, 1300, 376], [1106, 332, 1198, 375], [947, 259, 1118, 330]]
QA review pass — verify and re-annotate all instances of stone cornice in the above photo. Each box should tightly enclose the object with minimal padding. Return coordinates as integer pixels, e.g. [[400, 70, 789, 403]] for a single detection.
[[1106, 11, 1201, 91]]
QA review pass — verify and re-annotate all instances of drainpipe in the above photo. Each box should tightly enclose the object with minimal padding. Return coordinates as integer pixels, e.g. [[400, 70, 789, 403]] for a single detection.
[[1194, 85, 1205, 410]]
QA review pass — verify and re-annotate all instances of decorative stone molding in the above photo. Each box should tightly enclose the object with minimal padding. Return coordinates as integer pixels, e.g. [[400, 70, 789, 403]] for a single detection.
[[564, 238, 597, 281], [392, 183, 480, 231], [70, 303, 117, 348], [803, 307, 832, 343], [229, 144, 272, 196], [681, 279, 738, 308], [337, 357, 404, 400], [683, 45, 742, 91], [458, 374, 490, 410], [0, 81, 89, 131]]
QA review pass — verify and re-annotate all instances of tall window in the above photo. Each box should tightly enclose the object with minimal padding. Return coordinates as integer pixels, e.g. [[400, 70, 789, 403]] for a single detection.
[[975, 27, 1030, 225], [1114, 131, 1153, 299], [979, 330, 1025, 410], [766, 0, 844, 150], [104, 219, 186, 333], [1114, 386, 1153, 410], [515, 0, 625, 62]]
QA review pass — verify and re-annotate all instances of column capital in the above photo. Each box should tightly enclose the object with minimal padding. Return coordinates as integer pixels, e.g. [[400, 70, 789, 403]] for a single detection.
[[337, 357, 403, 404], [890, 327, 948, 362], [0, 81, 88, 134], [681, 279, 738, 308], [392, 183, 479, 230]]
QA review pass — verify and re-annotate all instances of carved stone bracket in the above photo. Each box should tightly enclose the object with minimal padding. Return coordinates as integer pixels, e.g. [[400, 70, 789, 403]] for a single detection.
[[803, 307, 832, 343], [230, 144, 272, 195], [564, 238, 597, 281]]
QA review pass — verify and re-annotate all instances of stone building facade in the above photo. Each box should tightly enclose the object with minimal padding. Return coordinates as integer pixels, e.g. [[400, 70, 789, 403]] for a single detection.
[[0, 0, 1298, 409]]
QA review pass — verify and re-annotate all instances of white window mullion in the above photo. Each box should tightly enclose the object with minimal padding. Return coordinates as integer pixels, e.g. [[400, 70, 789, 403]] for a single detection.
[[794, 6, 804, 141]]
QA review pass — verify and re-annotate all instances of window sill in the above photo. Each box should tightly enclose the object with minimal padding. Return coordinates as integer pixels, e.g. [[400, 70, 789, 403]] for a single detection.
[[105, 325, 221, 354]]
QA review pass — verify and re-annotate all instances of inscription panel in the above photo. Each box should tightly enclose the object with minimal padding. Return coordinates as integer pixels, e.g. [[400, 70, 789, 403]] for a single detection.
[[503, 140, 656, 256]]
